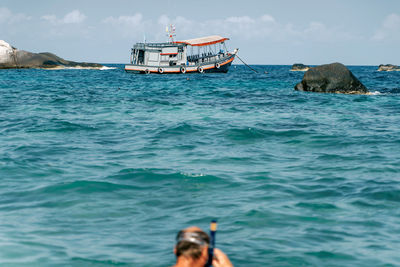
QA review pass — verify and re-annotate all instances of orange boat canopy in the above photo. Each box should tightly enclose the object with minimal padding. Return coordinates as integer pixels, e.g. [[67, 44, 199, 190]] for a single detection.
[[175, 35, 229, 47]]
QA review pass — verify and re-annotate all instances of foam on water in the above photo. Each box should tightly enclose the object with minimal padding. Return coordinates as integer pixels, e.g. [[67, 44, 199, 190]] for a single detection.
[[368, 91, 382, 95], [0, 65, 400, 266], [99, 66, 117, 70]]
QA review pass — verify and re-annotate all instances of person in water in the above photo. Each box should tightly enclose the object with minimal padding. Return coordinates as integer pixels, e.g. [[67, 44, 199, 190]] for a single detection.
[[172, 226, 233, 267]]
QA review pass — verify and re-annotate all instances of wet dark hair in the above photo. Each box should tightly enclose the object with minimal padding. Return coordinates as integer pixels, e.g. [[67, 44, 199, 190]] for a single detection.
[[175, 230, 210, 259]]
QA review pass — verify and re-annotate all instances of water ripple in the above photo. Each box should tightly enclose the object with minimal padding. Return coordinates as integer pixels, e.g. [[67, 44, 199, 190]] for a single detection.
[[1, 65, 400, 266]]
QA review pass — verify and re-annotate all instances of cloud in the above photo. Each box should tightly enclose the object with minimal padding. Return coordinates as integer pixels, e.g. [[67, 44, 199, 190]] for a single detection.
[[303, 22, 331, 42], [210, 15, 356, 43], [63, 10, 86, 24], [101, 13, 279, 41], [100, 13, 358, 46], [373, 13, 400, 41], [41, 14, 57, 24], [226, 16, 255, 24], [153, 14, 334, 43], [158, 14, 169, 26], [103, 13, 143, 27], [153, 14, 277, 40], [41, 10, 86, 25], [0, 7, 31, 24], [260, 14, 276, 23], [383, 14, 400, 29], [102, 13, 147, 38]]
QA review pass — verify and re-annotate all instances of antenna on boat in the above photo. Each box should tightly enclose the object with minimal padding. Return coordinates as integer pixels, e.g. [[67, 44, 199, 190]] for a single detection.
[[166, 24, 176, 43]]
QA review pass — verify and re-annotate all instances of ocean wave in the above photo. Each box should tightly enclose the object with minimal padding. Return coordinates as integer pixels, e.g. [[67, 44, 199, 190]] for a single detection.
[[153, 122, 204, 139], [41, 65, 116, 70], [0, 180, 144, 213], [360, 188, 400, 202], [305, 250, 355, 260], [70, 257, 129, 266], [224, 127, 310, 142], [295, 202, 339, 210], [99, 66, 117, 70], [4, 180, 140, 199], [383, 88, 400, 94], [108, 168, 226, 184], [368, 91, 382, 95], [24, 119, 98, 133], [44, 66, 105, 70]]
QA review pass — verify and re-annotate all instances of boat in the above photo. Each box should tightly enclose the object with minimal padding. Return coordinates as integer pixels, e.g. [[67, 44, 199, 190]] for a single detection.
[[125, 28, 238, 74]]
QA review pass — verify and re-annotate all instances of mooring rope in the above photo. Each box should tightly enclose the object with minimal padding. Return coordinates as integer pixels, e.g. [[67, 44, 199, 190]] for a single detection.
[[236, 54, 258, 73]]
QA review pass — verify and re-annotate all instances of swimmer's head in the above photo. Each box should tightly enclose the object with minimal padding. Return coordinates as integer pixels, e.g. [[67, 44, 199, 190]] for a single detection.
[[175, 226, 210, 260]]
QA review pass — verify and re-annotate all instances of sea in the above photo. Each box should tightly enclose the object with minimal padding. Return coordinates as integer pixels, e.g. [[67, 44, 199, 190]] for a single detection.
[[0, 65, 400, 266]]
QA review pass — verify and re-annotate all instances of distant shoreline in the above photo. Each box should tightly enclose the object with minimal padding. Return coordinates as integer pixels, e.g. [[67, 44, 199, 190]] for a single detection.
[[95, 63, 393, 67]]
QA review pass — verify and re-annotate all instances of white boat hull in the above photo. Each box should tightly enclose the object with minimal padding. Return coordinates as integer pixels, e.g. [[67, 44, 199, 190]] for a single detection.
[[125, 54, 235, 74]]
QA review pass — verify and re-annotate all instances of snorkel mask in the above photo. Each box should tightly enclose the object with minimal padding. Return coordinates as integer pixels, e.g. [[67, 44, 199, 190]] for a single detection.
[[176, 231, 208, 246]]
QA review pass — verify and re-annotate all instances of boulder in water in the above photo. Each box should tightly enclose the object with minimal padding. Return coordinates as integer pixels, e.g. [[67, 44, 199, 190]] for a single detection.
[[0, 40, 103, 69], [294, 63, 369, 94], [377, 64, 400, 72], [290, 63, 310, 71]]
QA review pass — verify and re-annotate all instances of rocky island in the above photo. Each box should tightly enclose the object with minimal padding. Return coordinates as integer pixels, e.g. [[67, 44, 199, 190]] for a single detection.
[[0, 40, 103, 69], [377, 64, 400, 72], [290, 63, 310, 71], [295, 63, 369, 94]]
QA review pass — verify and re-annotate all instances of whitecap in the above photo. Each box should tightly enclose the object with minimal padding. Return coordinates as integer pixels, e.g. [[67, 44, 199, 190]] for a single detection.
[[368, 91, 382, 95], [180, 172, 206, 177], [99, 66, 117, 70]]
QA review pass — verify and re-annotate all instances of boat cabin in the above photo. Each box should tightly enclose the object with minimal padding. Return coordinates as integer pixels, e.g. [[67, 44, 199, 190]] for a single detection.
[[130, 35, 230, 67]]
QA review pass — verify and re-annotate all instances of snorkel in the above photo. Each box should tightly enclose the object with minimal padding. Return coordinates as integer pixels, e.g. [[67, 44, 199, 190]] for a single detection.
[[205, 220, 217, 267]]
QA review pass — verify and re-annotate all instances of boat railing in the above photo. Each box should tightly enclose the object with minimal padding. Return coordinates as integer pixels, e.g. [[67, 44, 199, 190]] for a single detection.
[[133, 42, 184, 49], [187, 52, 229, 64]]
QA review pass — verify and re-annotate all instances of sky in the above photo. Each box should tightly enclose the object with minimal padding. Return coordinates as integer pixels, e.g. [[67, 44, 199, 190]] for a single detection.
[[1, 0, 400, 65]]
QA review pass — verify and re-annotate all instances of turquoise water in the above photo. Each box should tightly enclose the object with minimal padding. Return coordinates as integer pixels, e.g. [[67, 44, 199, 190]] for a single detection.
[[1, 65, 400, 266]]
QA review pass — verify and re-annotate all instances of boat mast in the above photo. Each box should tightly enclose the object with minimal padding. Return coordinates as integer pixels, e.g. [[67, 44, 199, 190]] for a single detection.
[[166, 24, 176, 43]]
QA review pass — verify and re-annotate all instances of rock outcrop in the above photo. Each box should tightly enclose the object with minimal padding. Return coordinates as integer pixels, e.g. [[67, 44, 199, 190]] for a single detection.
[[294, 63, 368, 94], [0, 40, 16, 66], [290, 63, 310, 72], [0, 40, 103, 69], [377, 64, 400, 72]]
